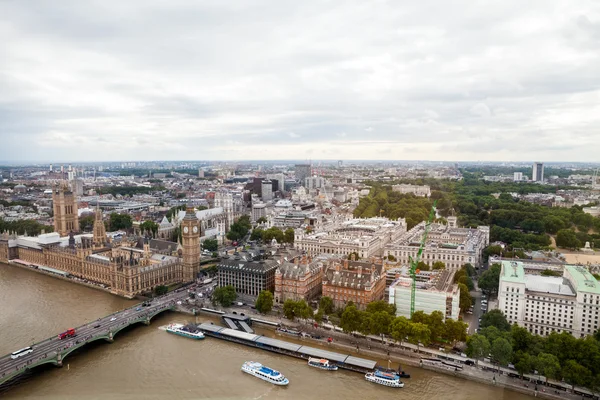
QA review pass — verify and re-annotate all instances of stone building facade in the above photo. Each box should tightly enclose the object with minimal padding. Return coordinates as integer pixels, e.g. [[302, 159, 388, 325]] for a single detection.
[[274, 255, 324, 304], [321, 257, 386, 310], [217, 257, 278, 297]]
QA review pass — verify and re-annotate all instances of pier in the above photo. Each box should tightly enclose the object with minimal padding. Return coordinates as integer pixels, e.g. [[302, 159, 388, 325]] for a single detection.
[[198, 323, 377, 373]]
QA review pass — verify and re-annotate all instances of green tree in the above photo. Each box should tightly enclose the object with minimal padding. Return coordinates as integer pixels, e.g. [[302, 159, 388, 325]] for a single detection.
[[140, 220, 159, 237], [282, 299, 313, 321], [213, 285, 237, 307], [407, 322, 431, 348], [416, 261, 430, 271], [535, 353, 561, 384], [480, 309, 510, 331], [540, 269, 561, 277], [478, 263, 501, 294], [511, 325, 533, 353], [319, 296, 334, 314], [369, 311, 393, 337], [466, 334, 491, 365], [483, 245, 503, 261], [390, 316, 411, 343], [314, 309, 323, 323], [411, 310, 428, 324], [283, 299, 297, 320], [513, 351, 533, 378], [491, 337, 512, 367], [283, 228, 295, 244], [387, 254, 397, 261], [365, 300, 396, 316], [340, 304, 362, 333], [427, 310, 446, 343], [562, 360, 591, 392], [458, 283, 472, 313], [432, 261, 446, 270], [202, 238, 218, 252], [250, 228, 264, 241], [255, 290, 274, 314], [444, 318, 468, 345], [463, 263, 476, 276], [79, 215, 95, 231], [109, 213, 133, 231], [256, 217, 267, 224], [227, 215, 252, 241], [154, 285, 168, 296], [556, 229, 582, 250], [348, 252, 360, 260]]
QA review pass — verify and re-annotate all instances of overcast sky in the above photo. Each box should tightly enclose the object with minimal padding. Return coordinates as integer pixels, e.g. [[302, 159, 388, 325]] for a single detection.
[[1, 0, 599, 163]]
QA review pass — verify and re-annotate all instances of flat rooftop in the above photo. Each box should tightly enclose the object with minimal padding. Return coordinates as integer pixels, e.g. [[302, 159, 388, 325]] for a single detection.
[[500, 261, 526, 283], [565, 265, 600, 294], [524, 275, 575, 296]]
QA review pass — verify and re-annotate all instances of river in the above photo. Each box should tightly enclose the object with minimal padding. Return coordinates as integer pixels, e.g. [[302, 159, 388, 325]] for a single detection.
[[0, 263, 534, 399]]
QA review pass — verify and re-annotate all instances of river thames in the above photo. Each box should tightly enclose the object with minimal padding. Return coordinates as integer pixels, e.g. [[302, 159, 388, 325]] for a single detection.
[[0, 263, 534, 399]]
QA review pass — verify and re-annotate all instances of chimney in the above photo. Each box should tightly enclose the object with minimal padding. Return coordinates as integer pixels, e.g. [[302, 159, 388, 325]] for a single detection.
[[357, 266, 362, 278]]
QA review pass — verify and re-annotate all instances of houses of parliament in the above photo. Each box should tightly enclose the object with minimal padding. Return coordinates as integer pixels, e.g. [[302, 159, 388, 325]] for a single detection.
[[0, 183, 202, 298]]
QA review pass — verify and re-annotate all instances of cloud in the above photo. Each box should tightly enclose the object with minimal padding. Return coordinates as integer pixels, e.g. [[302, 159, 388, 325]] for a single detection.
[[0, 0, 599, 162]]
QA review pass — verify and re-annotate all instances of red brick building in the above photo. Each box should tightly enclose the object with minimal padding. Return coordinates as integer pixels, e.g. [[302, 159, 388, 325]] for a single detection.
[[274, 255, 324, 304], [322, 257, 386, 310]]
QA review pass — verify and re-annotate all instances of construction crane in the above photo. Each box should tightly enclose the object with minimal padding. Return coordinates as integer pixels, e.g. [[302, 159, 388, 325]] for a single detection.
[[409, 200, 438, 318]]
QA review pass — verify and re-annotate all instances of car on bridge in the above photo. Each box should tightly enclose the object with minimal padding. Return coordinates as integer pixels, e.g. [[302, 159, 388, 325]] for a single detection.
[[110, 317, 117, 322], [136, 307, 142, 311], [93, 324, 100, 328]]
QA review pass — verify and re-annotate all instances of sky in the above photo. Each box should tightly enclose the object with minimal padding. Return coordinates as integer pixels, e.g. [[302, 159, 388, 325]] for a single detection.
[[1, 0, 599, 163]]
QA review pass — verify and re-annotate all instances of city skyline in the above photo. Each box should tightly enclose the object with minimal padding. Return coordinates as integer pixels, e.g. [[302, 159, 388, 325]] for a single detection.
[[2, 0, 599, 162]]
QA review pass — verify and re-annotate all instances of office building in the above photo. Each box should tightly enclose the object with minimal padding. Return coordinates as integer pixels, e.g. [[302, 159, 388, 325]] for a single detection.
[[532, 162, 544, 182], [514, 172, 523, 182], [261, 180, 273, 201], [252, 203, 267, 222], [274, 255, 324, 304], [295, 164, 311, 184], [498, 260, 600, 337], [217, 257, 278, 297], [384, 216, 490, 269], [388, 267, 460, 320], [305, 176, 327, 190]]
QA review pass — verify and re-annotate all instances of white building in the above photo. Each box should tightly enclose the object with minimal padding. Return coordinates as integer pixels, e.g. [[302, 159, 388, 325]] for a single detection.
[[384, 216, 490, 270], [294, 217, 407, 258], [267, 173, 285, 194], [252, 203, 267, 222], [513, 172, 523, 182], [391, 184, 431, 197], [499, 260, 600, 338], [388, 268, 460, 320], [305, 176, 327, 190], [261, 180, 273, 202]]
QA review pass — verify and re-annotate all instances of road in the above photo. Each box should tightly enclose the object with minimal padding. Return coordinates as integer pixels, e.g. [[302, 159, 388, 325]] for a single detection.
[[0, 287, 192, 380]]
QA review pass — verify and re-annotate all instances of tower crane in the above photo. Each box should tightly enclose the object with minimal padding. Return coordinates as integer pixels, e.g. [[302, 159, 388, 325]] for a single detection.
[[409, 200, 438, 318]]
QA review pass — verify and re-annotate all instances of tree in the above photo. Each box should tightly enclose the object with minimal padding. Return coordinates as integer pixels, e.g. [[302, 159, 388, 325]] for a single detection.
[[314, 309, 323, 323], [407, 322, 431, 348], [154, 285, 168, 296], [511, 325, 533, 353], [250, 229, 264, 241], [513, 351, 533, 378], [370, 311, 393, 337], [444, 318, 468, 345], [432, 261, 446, 270], [411, 310, 428, 324], [79, 215, 95, 231], [340, 304, 362, 333], [556, 229, 581, 250], [256, 217, 267, 224], [491, 337, 512, 367], [319, 296, 334, 314], [283, 299, 297, 320], [562, 360, 591, 392], [140, 220, 158, 237], [283, 228, 295, 244], [463, 263, 476, 276], [202, 238, 218, 252], [387, 254, 397, 261], [466, 334, 491, 365], [255, 290, 274, 314], [480, 309, 510, 331], [227, 215, 252, 241], [390, 316, 411, 343], [458, 275, 475, 291], [109, 213, 133, 231], [416, 261, 430, 271], [427, 310, 446, 343], [213, 285, 237, 307], [282, 299, 312, 321], [535, 353, 561, 384], [478, 263, 501, 294], [365, 300, 396, 316], [348, 252, 360, 260], [458, 283, 472, 313]]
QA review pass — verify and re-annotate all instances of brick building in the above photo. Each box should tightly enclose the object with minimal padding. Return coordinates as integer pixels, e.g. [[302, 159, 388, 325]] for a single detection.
[[274, 255, 324, 304], [321, 256, 386, 310]]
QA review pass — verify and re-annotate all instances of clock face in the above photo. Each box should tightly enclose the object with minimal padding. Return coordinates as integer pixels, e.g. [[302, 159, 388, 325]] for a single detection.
[[193, 226, 198, 233], [183, 226, 189, 234]]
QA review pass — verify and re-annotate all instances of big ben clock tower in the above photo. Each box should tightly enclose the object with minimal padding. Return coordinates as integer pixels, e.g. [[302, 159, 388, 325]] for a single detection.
[[181, 206, 201, 282]]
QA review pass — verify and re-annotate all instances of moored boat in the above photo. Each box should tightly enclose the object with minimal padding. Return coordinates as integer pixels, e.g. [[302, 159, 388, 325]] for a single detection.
[[377, 365, 410, 378], [241, 361, 289, 386], [308, 357, 338, 371], [365, 369, 405, 388], [166, 323, 205, 340], [276, 327, 302, 336]]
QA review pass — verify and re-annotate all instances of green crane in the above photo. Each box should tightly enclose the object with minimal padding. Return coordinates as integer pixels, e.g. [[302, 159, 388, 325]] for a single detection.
[[409, 200, 438, 318]]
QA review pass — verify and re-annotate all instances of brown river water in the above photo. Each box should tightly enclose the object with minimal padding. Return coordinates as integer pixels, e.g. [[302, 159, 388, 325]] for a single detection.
[[0, 263, 533, 399]]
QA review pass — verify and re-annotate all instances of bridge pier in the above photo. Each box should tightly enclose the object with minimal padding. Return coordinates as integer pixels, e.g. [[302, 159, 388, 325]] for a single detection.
[[143, 317, 151, 325], [56, 352, 63, 367], [106, 331, 114, 343]]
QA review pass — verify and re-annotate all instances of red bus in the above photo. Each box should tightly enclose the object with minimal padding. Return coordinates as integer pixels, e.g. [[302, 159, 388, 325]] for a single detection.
[[58, 328, 76, 340]]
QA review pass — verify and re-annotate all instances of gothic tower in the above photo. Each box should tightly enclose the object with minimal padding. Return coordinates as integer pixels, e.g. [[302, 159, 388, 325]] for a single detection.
[[92, 205, 106, 247], [52, 182, 80, 237], [181, 206, 201, 282]]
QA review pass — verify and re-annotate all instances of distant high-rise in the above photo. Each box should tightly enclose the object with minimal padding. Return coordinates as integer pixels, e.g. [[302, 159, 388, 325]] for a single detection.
[[532, 162, 544, 182], [295, 164, 311, 184], [261, 180, 273, 201], [338, 160, 343, 167], [513, 172, 523, 182]]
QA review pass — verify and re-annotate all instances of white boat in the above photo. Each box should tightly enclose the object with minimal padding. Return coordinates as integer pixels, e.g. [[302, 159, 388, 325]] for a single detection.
[[365, 370, 405, 388], [166, 323, 205, 340], [308, 357, 338, 371], [241, 361, 289, 386]]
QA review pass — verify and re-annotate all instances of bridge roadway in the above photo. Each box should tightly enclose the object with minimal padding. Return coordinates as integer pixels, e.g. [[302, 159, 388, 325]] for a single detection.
[[0, 286, 193, 387]]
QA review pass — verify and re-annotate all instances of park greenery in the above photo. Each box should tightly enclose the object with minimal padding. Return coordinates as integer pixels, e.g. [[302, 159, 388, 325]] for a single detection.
[[467, 309, 600, 392], [0, 218, 53, 236], [202, 238, 218, 252], [226, 215, 251, 241], [254, 290, 274, 314], [212, 285, 237, 307], [140, 220, 159, 237], [153, 285, 168, 296], [108, 213, 133, 231], [478, 263, 502, 295], [282, 299, 313, 321], [250, 227, 294, 244]]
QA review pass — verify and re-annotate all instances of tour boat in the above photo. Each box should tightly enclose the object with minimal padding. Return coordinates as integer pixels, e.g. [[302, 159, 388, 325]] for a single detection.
[[307, 357, 338, 371], [365, 369, 405, 388], [276, 327, 302, 336], [166, 323, 205, 340], [241, 361, 289, 386], [377, 365, 410, 379]]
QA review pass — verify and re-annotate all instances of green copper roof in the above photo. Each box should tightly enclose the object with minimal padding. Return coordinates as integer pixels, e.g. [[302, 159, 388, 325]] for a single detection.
[[565, 265, 600, 294], [500, 260, 525, 283]]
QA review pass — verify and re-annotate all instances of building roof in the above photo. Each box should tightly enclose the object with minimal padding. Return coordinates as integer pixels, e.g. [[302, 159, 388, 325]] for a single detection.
[[500, 261, 526, 283], [324, 259, 383, 289], [524, 275, 575, 296], [565, 265, 600, 294], [218, 258, 278, 274]]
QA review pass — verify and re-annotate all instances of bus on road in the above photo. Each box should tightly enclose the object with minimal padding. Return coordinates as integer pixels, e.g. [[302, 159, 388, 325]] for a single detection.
[[11, 347, 33, 359]]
